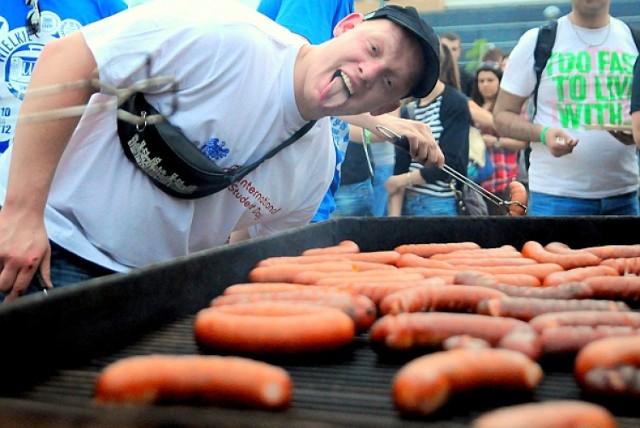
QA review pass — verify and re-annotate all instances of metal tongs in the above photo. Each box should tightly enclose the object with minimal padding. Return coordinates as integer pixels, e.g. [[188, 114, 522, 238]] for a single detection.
[[375, 125, 527, 214]]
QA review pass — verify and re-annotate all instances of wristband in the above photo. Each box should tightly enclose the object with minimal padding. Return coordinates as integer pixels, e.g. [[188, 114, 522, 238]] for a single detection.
[[406, 172, 413, 187], [540, 126, 549, 145], [495, 138, 502, 148], [363, 128, 371, 145]]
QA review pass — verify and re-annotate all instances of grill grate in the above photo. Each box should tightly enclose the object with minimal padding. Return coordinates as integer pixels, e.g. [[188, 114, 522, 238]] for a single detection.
[[6, 314, 638, 428]]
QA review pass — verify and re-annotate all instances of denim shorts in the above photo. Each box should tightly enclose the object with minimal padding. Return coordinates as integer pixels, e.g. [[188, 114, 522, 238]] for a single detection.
[[528, 191, 640, 216], [332, 179, 374, 217], [403, 191, 458, 216]]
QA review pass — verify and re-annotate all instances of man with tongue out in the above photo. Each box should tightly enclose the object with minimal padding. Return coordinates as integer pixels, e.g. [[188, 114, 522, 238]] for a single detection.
[[0, 0, 443, 302]]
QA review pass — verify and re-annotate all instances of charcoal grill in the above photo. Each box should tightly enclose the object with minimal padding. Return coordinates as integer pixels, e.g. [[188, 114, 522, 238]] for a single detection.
[[1, 217, 639, 427]]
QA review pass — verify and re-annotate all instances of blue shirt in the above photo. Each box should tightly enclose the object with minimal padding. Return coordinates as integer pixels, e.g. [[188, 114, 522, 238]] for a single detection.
[[257, 0, 354, 222]]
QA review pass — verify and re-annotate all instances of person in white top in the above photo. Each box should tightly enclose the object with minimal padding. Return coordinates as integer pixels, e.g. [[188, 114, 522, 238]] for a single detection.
[[0, 1, 443, 302], [494, 0, 639, 216]]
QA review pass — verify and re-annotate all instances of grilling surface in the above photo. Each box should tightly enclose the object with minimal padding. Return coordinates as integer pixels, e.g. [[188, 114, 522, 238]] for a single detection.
[[6, 314, 638, 428]]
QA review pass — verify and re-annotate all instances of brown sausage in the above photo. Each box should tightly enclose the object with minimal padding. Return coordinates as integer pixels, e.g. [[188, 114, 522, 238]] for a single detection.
[[575, 335, 640, 396], [248, 260, 396, 283], [507, 180, 528, 216], [521, 240, 602, 270], [323, 278, 445, 305], [301, 240, 360, 256], [223, 283, 311, 295], [210, 289, 377, 332], [369, 312, 531, 351], [379, 284, 507, 315], [394, 253, 455, 269], [471, 400, 617, 428], [256, 254, 350, 267], [539, 325, 640, 355], [542, 265, 619, 287], [583, 244, 640, 259], [431, 246, 521, 260], [529, 310, 640, 333], [393, 242, 480, 258], [583, 274, 640, 301], [455, 272, 593, 299], [450, 263, 565, 281], [600, 257, 640, 275], [455, 270, 542, 287], [392, 348, 543, 416], [292, 269, 414, 285], [194, 302, 355, 354], [477, 297, 630, 321], [94, 355, 292, 410], [440, 257, 538, 267]]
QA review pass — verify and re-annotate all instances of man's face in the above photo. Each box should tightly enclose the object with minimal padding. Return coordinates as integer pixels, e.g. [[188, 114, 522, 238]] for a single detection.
[[572, 0, 610, 18], [440, 37, 461, 61], [301, 17, 425, 118]]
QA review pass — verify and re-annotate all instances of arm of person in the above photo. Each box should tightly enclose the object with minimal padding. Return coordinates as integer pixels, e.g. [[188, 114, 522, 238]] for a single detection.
[[469, 100, 494, 131], [634, 110, 640, 148], [493, 89, 577, 157], [385, 172, 414, 217], [0, 32, 97, 301]]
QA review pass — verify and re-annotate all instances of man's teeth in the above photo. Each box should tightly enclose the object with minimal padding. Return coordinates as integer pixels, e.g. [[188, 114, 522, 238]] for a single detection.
[[340, 71, 353, 96]]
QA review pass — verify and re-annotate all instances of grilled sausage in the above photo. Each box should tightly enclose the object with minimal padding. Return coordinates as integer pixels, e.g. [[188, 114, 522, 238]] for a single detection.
[[394, 242, 480, 258], [210, 289, 376, 332], [521, 240, 602, 270], [194, 302, 355, 354], [369, 312, 530, 351], [94, 355, 292, 410], [575, 335, 640, 397], [542, 265, 619, 287], [379, 284, 506, 315], [477, 297, 630, 321], [529, 310, 640, 333], [507, 180, 528, 216], [301, 240, 360, 256], [392, 348, 543, 416], [471, 400, 618, 428]]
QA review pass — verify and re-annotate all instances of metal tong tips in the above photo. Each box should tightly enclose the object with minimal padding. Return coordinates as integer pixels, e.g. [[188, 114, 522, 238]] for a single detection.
[[375, 125, 527, 214]]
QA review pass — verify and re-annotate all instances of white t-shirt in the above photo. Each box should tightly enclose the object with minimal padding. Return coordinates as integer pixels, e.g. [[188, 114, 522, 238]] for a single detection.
[[0, 0, 334, 272], [501, 15, 639, 198]]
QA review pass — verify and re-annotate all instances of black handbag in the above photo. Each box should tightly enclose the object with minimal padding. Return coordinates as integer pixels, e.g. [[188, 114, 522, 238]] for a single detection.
[[117, 93, 316, 199]]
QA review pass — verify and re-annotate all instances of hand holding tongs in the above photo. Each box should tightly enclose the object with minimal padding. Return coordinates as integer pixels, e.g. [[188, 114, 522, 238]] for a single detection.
[[375, 125, 527, 214]]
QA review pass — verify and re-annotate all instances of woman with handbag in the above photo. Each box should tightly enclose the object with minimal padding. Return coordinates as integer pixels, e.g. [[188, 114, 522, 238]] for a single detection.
[[386, 44, 470, 217], [471, 62, 528, 215]]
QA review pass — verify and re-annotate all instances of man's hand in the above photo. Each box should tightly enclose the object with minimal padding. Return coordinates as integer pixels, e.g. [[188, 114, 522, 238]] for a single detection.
[[369, 114, 445, 168], [608, 130, 635, 146], [544, 127, 579, 157], [0, 209, 52, 303]]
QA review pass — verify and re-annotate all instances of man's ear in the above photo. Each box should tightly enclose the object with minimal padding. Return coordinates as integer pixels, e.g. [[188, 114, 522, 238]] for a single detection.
[[333, 13, 365, 37], [369, 101, 402, 116]]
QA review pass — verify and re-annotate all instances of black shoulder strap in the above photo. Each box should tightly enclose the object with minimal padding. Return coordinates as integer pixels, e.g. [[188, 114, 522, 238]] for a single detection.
[[624, 21, 640, 52], [532, 20, 557, 120]]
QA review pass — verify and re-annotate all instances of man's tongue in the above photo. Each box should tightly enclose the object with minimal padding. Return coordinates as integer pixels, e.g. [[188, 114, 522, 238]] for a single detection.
[[320, 72, 350, 106]]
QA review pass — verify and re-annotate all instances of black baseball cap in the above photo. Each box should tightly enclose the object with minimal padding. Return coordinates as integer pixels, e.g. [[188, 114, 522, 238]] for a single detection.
[[364, 5, 440, 98]]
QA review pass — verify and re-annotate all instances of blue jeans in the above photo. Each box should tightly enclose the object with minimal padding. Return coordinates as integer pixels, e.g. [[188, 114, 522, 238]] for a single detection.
[[403, 191, 458, 216], [528, 191, 640, 216], [372, 164, 394, 217], [332, 179, 374, 217], [0, 241, 116, 302]]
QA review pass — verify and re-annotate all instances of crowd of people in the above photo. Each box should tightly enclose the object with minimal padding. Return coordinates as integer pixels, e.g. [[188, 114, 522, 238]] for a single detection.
[[0, 0, 638, 302]]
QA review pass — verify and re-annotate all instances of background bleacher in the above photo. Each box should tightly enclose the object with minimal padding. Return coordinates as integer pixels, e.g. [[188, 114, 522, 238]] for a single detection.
[[421, 0, 640, 68]]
